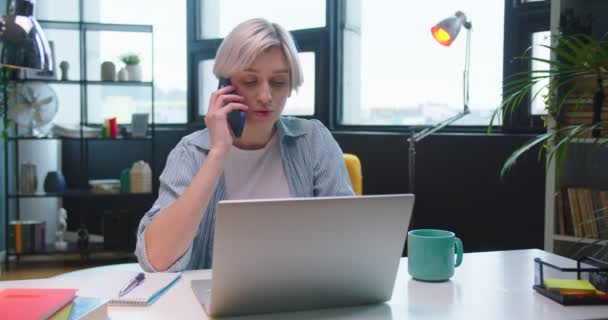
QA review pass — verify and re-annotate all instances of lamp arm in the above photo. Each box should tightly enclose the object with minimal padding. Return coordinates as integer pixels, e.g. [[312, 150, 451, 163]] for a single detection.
[[409, 109, 470, 143], [463, 25, 472, 113]]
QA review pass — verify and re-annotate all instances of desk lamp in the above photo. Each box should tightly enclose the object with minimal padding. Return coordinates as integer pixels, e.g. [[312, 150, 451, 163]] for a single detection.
[[408, 11, 472, 193], [0, 0, 53, 71]]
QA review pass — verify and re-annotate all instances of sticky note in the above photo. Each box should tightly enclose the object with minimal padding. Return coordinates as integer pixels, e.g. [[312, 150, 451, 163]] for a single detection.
[[543, 278, 597, 292]]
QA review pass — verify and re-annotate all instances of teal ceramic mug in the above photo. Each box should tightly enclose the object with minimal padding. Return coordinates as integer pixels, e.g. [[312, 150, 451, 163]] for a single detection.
[[407, 229, 463, 282]]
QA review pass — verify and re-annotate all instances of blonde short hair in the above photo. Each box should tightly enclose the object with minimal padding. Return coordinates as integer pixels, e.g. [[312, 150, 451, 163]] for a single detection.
[[213, 18, 303, 91]]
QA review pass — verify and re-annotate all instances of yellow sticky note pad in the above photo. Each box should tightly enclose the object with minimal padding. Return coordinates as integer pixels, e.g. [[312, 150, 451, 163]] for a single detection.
[[543, 278, 596, 292]]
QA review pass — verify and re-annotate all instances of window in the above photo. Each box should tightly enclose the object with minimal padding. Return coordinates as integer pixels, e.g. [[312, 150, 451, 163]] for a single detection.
[[197, 53, 316, 116], [341, 1, 504, 126], [191, 1, 324, 120], [198, 0, 326, 39], [37, 0, 188, 124], [531, 31, 551, 116]]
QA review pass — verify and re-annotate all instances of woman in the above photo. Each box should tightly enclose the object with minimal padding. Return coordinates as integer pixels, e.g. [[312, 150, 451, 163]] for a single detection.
[[135, 18, 354, 272]]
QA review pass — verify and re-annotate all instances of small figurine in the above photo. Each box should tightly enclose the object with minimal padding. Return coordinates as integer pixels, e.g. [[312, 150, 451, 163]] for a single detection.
[[77, 223, 90, 261], [59, 61, 70, 81], [55, 207, 68, 251]]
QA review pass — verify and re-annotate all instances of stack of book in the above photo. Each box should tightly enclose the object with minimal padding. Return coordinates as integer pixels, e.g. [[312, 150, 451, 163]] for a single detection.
[[560, 97, 608, 137], [0, 288, 108, 320], [556, 187, 608, 238], [8, 220, 46, 254]]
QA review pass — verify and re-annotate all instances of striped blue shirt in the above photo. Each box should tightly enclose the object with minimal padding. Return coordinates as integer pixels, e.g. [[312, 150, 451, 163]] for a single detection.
[[135, 117, 355, 272]]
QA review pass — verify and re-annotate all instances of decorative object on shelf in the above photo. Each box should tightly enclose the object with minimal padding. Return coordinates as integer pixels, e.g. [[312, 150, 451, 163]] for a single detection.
[[117, 67, 128, 81], [130, 160, 152, 193], [89, 179, 121, 194], [77, 223, 90, 261], [131, 113, 149, 138], [0, 0, 54, 71], [120, 168, 131, 193], [101, 61, 116, 81], [19, 162, 37, 194], [120, 53, 142, 81], [7, 81, 59, 136], [55, 208, 68, 251], [102, 117, 118, 138], [408, 10, 472, 192], [59, 61, 69, 81], [119, 126, 132, 139], [52, 123, 100, 138], [43, 171, 67, 193]]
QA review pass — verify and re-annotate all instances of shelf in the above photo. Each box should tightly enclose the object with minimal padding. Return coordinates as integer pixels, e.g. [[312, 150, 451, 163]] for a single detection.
[[8, 190, 155, 199], [8, 136, 153, 141], [553, 234, 608, 245], [15, 79, 153, 87], [39, 20, 153, 33], [571, 138, 608, 144], [6, 241, 128, 257]]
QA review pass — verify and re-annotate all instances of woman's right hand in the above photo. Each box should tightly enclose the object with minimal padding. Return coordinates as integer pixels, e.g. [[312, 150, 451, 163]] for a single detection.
[[205, 85, 249, 154]]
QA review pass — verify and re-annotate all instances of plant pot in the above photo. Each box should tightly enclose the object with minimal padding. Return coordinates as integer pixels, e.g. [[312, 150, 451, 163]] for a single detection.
[[126, 64, 142, 82]]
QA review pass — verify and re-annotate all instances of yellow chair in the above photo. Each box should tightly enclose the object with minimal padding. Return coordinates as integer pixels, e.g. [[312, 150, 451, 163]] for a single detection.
[[343, 153, 363, 195]]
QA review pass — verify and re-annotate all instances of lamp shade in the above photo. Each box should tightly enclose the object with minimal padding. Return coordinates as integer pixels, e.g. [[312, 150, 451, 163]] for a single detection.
[[431, 11, 468, 47], [0, 0, 53, 71]]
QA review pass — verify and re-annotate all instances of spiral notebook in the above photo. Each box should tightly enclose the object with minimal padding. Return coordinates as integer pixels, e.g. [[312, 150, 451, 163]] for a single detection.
[[104, 272, 182, 306]]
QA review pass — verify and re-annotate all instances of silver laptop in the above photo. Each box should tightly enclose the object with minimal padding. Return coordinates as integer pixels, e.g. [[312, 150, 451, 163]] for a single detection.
[[192, 194, 415, 318]]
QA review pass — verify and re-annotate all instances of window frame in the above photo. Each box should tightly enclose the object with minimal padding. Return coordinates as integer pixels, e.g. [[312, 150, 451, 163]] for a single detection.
[[186, 0, 550, 133]]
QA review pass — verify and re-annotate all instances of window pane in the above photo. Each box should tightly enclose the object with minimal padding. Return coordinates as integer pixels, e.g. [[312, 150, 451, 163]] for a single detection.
[[36, 0, 80, 22], [531, 31, 551, 115], [87, 86, 152, 124], [43, 28, 81, 81], [51, 84, 81, 125], [82, 0, 187, 123], [198, 0, 325, 39], [85, 31, 153, 82], [342, 1, 504, 126], [198, 52, 315, 116]]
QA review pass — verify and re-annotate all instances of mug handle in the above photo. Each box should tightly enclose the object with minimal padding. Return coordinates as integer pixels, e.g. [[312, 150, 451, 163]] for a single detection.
[[454, 237, 463, 267]]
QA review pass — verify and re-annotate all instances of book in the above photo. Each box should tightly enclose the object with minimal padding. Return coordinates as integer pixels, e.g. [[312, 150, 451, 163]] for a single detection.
[[0, 288, 77, 320], [49, 302, 73, 320], [93, 271, 181, 306], [68, 297, 108, 320]]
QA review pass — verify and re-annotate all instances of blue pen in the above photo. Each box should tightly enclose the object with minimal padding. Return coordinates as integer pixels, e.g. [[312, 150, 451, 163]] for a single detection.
[[118, 272, 146, 298]]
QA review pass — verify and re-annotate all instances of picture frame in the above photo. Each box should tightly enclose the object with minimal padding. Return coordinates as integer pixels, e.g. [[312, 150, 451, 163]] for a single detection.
[[131, 113, 150, 138]]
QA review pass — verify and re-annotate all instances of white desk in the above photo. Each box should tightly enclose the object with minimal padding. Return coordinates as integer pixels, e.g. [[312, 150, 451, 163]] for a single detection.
[[1, 249, 607, 319]]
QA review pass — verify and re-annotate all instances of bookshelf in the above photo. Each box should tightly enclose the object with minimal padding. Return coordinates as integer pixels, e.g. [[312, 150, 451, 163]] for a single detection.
[[544, 0, 608, 254], [2, 13, 156, 268]]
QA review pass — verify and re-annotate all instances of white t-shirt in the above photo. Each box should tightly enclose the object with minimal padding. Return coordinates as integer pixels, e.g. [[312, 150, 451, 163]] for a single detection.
[[224, 132, 291, 200]]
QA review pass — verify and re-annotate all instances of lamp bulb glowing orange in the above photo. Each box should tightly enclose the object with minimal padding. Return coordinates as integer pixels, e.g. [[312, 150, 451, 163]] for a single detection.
[[431, 26, 453, 46]]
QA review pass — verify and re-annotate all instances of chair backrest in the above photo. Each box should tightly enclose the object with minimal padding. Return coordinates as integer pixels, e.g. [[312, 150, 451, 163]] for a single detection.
[[343, 153, 363, 195]]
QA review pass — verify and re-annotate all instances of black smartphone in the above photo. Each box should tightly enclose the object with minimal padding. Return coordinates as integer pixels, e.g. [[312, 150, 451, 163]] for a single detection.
[[218, 77, 246, 138]]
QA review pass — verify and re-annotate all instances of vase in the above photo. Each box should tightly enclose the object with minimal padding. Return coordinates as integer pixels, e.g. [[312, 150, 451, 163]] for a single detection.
[[126, 64, 142, 81], [117, 68, 128, 81], [19, 162, 37, 194], [43, 171, 67, 193], [101, 61, 116, 81]]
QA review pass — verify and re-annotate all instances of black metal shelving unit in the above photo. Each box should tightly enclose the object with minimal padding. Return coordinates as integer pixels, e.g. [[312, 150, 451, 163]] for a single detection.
[[2, 7, 156, 270]]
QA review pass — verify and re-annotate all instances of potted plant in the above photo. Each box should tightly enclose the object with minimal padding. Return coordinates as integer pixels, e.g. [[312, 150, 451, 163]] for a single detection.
[[0, 67, 16, 139], [489, 14, 608, 288], [120, 53, 142, 82]]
